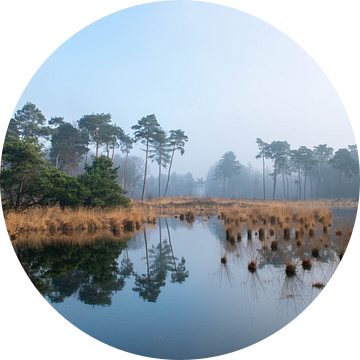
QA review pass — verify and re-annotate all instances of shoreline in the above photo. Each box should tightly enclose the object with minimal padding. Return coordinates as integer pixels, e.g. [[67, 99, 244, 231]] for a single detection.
[[4, 196, 357, 247]]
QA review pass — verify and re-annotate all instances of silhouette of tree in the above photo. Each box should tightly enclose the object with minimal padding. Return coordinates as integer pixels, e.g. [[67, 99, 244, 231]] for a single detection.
[[266, 141, 290, 199], [77, 113, 112, 160], [131, 115, 165, 200], [329, 148, 359, 200], [164, 129, 188, 197], [149, 138, 171, 197], [255, 138, 268, 199], [313, 144, 333, 199], [216, 151, 241, 198], [120, 134, 133, 189]]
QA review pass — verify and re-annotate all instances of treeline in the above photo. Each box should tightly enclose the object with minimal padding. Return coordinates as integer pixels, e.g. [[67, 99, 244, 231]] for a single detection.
[[1, 102, 189, 211], [1, 102, 358, 204], [205, 140, 359, 200]]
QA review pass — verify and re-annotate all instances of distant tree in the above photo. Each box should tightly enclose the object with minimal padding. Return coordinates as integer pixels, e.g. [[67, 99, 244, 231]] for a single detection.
[[164, 129, 188, 197], [77, 113, 112, 160], [184, 172, 196, 196], [196, 177, 206, 196], [119, 134, 133, 189], [11, 102, 50, 140], [301, 147, 317, 200], [50, 122, 88, 173], [149, 138, 171, 197], [313, 144, 333, 199], [216, 151, 241, 198], [265, 141, 290, 200], [101, 124, 125, 162], [255, 138, 268, 199], [329, 148, 359, 200], [78, 155, 130, 208], [131, 115, 165, 200]]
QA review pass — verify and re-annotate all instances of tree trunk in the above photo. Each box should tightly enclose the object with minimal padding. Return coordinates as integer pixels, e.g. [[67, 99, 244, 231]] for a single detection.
[[338, 171, 342, 201], [298, 165, 301, 200], [141, 136, 149, 201], [164, 147, 175, 197], [303, 170, 307, 201], [224, 177, 226, 199], [165, 218, 177, 269], [144, 228, 150, 280], [85, 145, 89, 165], [122, 152, 129, 189], [158, 159, 161, 198], [96, 141, 99, 157], [111, 145, 115, 162], [286, 174, 289, 199], [229, 177, 231, 198], [272, 162, 277, 200], [55, 149, 61, 169], [282, 172, 286, 199], [262, 153, 266, 199]]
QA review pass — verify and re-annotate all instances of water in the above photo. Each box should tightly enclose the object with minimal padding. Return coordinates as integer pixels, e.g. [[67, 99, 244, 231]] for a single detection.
[[17, 210, 356, 359]]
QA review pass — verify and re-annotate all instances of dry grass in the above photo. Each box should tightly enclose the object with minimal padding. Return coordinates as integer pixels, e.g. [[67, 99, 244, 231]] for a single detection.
[[5, 206, 148, 246], [312, 282, 325, 289], [131, 197, 357, 217], [285, 263, 297, 277], [302, 259, 312, 271], [248, 260, 257, 273]]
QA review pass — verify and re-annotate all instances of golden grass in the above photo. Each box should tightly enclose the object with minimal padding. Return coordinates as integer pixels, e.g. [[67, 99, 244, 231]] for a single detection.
[[5, 206, 149, 246], [248, 260, 257, 273], [302, 259, 312, 271]]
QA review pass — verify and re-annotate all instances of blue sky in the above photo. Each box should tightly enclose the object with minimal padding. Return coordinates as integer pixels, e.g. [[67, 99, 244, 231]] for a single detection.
[[14, 1, 355, 178]]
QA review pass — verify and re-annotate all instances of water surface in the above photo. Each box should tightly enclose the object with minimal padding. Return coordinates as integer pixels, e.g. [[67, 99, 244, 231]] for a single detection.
[[18, 211, 356, 359]]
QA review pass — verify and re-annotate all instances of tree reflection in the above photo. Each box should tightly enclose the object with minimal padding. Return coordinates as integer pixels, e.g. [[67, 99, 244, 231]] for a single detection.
[[18, 240, 128, 306], [133, 219, 189, 302]]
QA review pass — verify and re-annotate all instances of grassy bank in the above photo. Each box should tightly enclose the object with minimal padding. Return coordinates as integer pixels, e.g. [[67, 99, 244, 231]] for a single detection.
[[133, 196, 358, 216], [3, 197, 357, 247]]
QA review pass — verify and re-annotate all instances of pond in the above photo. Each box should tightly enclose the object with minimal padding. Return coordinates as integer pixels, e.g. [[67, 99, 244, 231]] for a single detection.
[[16, 209, 356, 359]]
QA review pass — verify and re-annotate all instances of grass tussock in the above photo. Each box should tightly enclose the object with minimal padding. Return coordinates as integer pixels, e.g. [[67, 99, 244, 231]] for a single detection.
[[5, 206, 149, 246], [285, 263, 297, 277], [248, 260, 257, 273], [312, 282, 325, 289], [221, 254, 227, 264], [270, 240, 278, 251], [302, 259, 312, 271], [311, 245, 321, 258]]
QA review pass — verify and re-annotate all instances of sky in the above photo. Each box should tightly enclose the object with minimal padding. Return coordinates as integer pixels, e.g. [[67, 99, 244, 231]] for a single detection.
[[13, 0, 356, 178]]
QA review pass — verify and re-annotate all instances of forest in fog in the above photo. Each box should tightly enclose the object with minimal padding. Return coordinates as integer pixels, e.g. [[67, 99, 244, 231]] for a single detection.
[[2, 102, 359, 211]]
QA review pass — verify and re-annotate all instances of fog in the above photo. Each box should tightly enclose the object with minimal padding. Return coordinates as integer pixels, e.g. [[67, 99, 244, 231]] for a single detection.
[[13, 1, 355, 180]]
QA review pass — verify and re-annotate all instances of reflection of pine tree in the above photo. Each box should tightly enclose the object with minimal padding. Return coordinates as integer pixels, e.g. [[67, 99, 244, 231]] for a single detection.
[[120, 249, 133, 278], [171, 257, 189, 284], [132, 274, 165, 303], [149, 240, 174, 276]]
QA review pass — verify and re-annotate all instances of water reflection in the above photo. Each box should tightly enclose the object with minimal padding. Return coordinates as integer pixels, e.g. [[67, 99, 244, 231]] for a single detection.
[[14, 211, 356, 358], [17, 219, 190, 306]]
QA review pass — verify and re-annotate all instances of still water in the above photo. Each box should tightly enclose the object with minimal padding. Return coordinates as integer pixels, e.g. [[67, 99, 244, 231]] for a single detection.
[[18, 211, 356, 359]]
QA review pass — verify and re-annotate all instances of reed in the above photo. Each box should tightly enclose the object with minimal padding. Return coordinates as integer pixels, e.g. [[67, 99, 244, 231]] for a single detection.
[[312, 282, 325, 289], [285, 263, 297, 277], [270, 240, 278, 251], [185, 211, 195, 223], [283, 228, 290, 240], [258, 228, 265, 241], [248, 260, 257, 273], [302, 259, 312, 270], [311, 245, 321, 258]]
